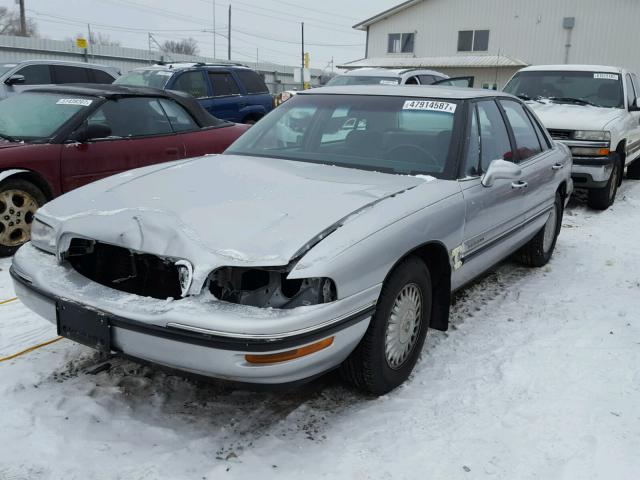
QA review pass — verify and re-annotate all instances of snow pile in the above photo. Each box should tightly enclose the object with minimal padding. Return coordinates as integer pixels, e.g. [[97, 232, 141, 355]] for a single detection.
[[1, 184, 639, 479]]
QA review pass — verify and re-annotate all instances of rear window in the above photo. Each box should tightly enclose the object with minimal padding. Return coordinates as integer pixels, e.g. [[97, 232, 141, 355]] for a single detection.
[[235, 69, 269, 94], [326, 75, 400, 86], [115, 69, 173, 89]]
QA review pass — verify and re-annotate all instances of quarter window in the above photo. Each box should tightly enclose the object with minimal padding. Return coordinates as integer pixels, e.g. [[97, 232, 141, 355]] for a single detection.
[[15, 64, 51, 85], [53, 65, 91, 83], [476, 100, 513, 172], [388, 33, 415, 53], [208, 72, 241, 96], [92, 69, 116, 84], [458, 30, 490, 52], [500, 100, 542, 161], [235, 70, 268, 94], [172, 71, 208, 98], [159, 99, 199, 132], [86, 97, 173, 138]]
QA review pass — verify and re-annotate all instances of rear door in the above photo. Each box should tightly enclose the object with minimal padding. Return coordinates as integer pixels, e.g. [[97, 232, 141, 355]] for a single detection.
[[60, 97, 184, 192], [432, 76, 475, 88], [458, 99, 525, 283], [206, 70, 243, 122]]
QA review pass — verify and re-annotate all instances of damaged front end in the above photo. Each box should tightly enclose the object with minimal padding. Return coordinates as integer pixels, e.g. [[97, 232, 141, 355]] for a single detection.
[[208, 266, 336, 309]]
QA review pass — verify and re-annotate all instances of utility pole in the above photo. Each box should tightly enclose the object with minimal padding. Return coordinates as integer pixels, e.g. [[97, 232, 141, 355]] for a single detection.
[[87, 23, 93, 62], [212, 0, 216, 59], [227, 4, 231, 61], [18, 0, 27, 36], [256, 48, 259, 70], [301, 22, 305, 89]]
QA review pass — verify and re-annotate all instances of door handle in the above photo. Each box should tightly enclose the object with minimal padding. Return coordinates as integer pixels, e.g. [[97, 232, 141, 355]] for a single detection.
[[552, 162, 565, 170], [165, 147, 180, 156], [511, 180, 528, 189]]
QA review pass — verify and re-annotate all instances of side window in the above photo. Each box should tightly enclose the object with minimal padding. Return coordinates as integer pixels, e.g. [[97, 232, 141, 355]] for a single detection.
[[15, 64, 51, 85], [526, 110, 551, 150], [53, 66, 91, 84], [500, 100, 542, 161], [463, 105, 481, 177], [631, 73, 640, 99], [476, 100, 513, 172], [405, 76, 419, 85], [235, 70, 268, 94], [159, 99, 199, 132], [92, 69, 116, 84], [85, 98, 172, 138], [172, 71, 208, 98], [626, 74, 636, 108], [418, 75, 436, 85], [208, 72, 241, 96]]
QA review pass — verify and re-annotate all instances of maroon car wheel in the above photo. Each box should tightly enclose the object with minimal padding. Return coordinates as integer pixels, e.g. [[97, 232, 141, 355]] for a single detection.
[[0, 179, 46, 256]]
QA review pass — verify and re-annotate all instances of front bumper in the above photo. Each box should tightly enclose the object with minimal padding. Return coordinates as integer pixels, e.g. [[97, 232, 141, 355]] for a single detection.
[[11, 243, 377, 384], [555, 139, 614, 189]]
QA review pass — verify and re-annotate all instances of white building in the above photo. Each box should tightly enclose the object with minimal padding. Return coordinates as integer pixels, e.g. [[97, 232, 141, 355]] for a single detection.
[[341, 0, 640, 88]]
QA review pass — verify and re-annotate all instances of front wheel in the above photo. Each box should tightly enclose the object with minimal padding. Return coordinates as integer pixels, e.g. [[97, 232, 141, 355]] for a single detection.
[[0, 179, 46, 256], [340, 257, 432, 395], [587, 156, 621, 210], [517, 191, 563, 267]]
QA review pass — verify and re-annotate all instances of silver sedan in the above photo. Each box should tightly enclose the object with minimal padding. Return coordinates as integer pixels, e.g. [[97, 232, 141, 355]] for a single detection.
[[12, 85, 573, 394]]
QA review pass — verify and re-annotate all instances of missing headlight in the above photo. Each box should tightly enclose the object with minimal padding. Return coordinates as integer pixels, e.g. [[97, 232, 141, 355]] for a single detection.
[[208, 267, 336, 309]]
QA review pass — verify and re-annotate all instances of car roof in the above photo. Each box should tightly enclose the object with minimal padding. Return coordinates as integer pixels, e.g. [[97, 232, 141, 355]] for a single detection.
[[338, 67, 446, 77], [129, 63, 252, 73], [25, 83, 226, 127], [300, 84, 512, 100], [520, 64, 624, 74], [1, 59, 116, 71]]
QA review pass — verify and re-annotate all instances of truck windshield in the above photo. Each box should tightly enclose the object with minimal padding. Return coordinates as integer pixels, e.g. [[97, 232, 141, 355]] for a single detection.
[[326, 75, 400, 86], [226, 93, 459, 178], [115, 69, 172, 89], [504, 70, 624, 108]]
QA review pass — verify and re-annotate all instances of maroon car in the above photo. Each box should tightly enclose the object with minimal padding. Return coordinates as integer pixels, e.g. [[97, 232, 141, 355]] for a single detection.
[[0, 84, 248, 255]]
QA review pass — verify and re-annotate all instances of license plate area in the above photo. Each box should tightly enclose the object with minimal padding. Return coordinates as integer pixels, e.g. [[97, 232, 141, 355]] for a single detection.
[[56, 301, 111, 352]]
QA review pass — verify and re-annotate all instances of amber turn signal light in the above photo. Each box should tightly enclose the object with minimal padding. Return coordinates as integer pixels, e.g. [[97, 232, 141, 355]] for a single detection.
[[245, 337, 334, 365]]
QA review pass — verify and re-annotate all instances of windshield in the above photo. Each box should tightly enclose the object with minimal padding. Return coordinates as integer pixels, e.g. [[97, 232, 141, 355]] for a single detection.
[[0, 63, 17, 77], [0, 92, 95, 141], [226, 94, 459, 177], [504, 70, 624, 108], [115, 69, 172, 89], [326, 75, 400, 86]]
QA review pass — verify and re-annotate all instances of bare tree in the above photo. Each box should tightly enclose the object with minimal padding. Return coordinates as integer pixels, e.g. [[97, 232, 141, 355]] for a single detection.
[[0, 7, 37, 36], [162, 38, 199, 56]]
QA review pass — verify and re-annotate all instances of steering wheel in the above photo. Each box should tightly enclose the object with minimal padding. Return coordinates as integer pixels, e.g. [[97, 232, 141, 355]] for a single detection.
[[385, 144, 440, 167]]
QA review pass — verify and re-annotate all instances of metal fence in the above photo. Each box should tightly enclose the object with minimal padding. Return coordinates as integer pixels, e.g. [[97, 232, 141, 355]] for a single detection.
[[0, 34, 322, 94]]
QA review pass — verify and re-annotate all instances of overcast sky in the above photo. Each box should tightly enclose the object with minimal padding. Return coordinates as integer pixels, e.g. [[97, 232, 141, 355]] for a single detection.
[[0, 0, 393, 71]]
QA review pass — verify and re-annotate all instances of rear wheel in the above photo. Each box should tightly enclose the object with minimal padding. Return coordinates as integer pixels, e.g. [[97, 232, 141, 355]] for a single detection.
[[0, 179, 46, 256], [340, 257, 432, 395], [587, 155, 621, 210], [627, 159, 640, 180], [517, 191, 562, 267]]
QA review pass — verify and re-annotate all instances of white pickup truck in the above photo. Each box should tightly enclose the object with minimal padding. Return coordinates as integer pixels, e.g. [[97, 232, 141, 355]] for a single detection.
[[504, 65, 640, 209]]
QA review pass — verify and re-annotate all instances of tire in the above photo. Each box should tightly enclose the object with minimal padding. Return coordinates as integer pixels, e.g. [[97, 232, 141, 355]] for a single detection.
[[0, 179, 46, 257], [587, 155, 621, 210], [627, 159, 640, 180], [340, 257, 432, 395], [517, 191, 563, 268]]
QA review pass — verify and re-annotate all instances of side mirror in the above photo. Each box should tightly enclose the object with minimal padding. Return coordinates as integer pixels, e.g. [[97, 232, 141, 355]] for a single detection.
[[5, 74, 25, 86], [481, 159, 522, 187], [71, 123, 112, 143]]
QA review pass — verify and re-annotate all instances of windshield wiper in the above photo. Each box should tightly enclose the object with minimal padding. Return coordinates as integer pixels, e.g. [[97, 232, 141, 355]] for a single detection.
[[546, 97, 598, 107], [0, 132, 17, 142], [516, 94, 544, 104]]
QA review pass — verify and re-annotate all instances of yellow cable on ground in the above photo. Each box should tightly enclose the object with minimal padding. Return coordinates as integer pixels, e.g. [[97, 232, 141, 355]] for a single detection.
[[0, 297, 17, 305], [0, 336, 64, 363]]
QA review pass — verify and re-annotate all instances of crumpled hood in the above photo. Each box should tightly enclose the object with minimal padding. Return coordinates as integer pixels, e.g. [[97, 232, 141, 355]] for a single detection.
[[40, 154, 425, 278], [527, 101, 624, 131]]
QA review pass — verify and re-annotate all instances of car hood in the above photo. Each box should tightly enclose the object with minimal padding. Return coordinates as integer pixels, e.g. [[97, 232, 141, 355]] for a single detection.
[[40, 154, 426, 282], [527, 101, 624, 131]]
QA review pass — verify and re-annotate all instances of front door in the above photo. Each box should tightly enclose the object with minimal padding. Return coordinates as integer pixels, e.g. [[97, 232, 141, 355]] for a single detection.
[[60, 97, 184, 192]]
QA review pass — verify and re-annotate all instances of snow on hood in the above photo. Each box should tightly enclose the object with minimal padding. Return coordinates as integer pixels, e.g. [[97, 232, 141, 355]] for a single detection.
[[527, 101, 624, 131], [40, 154, 427, 284]]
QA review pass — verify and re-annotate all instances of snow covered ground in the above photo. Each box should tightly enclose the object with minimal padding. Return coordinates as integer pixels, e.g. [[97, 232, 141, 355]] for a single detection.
[[1, 183, 639, 480]]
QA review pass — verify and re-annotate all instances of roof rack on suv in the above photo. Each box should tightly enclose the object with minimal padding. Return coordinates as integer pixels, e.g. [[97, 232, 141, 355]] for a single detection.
[[156, 62, 248, 69]]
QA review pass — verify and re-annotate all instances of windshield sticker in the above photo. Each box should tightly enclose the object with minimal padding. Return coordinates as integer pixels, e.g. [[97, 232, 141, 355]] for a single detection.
[[56, 98, 93, 106], [403, 100, 457, 113], [379, 80, 398, 85], [594, 73, 619, 81], [155, 71, 174, 76]]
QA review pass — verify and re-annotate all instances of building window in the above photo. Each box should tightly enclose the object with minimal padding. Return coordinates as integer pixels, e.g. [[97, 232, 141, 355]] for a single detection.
[[388, 33, 415, 53], [457, 30, 490, 52]]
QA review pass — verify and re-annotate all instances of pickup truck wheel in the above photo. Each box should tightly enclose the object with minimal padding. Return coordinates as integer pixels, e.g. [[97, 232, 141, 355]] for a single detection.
[[0, 179, 46, 257], [587, 156, 621, 210], [517, 192, 562, 267], [340, 257, 432, 395], [627, 159, 640, 180]]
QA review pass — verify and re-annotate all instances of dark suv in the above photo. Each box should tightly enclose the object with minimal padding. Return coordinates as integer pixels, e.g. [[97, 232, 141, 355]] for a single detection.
[[115, 63, 273, 124]]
